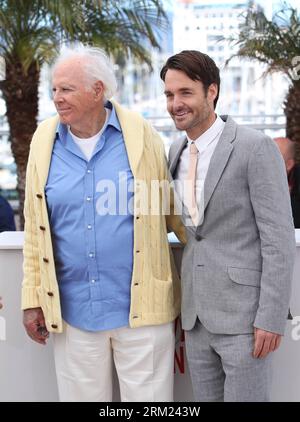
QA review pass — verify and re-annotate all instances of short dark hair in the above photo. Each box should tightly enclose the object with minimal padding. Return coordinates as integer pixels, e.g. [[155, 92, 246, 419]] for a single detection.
[[160, 50, 220, 109]]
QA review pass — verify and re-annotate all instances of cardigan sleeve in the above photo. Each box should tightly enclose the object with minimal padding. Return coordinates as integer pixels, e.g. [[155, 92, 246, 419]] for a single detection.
[[21, 148, 42, 310], [146, 122, 186, 245]]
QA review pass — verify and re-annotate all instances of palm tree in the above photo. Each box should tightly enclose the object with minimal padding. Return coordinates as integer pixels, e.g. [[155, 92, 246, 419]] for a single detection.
[[226, 4, 300, 154], [0, 0, 167, 227]]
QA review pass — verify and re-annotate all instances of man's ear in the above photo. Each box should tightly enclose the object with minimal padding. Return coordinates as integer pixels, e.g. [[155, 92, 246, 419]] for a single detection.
[[287, 158, 295, 174], [93, 80, 105, 101], [207, 83, 218, 104]]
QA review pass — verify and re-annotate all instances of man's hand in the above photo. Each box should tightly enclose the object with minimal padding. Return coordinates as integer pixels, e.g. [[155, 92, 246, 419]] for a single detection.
[[23, 307, 49, 345], [253, 327, 282, 359]]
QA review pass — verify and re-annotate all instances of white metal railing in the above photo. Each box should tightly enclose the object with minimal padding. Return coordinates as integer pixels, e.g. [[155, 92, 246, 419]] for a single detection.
[[0, 116, 287, 193]]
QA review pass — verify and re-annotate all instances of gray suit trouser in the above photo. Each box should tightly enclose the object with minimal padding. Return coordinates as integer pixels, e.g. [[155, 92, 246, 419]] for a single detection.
[[185, 319, 273, 402]]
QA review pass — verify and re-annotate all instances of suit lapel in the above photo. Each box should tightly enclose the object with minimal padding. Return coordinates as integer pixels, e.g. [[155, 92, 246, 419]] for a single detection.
[[203, 141, 233, 212], [169, 137, 188, 177], [202, 116, 237, 214]]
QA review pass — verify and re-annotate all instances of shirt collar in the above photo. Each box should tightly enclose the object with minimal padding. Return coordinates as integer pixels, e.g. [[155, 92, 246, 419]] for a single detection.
[[187, 114, 225, 153], [56, 100, 121, 144], [105, 100, 121, 132]]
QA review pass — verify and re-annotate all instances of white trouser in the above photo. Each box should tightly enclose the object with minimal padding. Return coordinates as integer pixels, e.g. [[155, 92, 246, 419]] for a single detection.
[[53, 321, 175, 402]]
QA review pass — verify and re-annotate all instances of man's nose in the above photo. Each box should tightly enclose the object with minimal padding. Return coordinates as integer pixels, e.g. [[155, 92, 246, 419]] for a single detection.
[[173, 96, 184, 109], [53, 90, 63, 102]]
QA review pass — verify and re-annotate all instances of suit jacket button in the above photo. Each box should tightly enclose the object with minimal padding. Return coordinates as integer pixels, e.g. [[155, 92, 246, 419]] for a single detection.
[[51, 324, 58, 329], [195, 234, 203, 241]]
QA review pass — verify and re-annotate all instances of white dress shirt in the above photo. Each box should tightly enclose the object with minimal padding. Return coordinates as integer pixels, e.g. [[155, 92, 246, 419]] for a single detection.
[[174, 115, 225, 226]]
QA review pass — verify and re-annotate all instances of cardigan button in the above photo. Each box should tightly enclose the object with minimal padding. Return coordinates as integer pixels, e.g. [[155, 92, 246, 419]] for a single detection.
[[39, 226, 46, 231], [133, 316, 139, 319], [47, 292, 54, 297], [36, 193, 43, 199], [51, 324, 58, 329], [195, 234, 203, 241], [43, 257, 49, 263]]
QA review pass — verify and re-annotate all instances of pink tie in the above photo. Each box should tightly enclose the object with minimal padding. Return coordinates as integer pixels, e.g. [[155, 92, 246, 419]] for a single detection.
[[186, 142, 199, 226]]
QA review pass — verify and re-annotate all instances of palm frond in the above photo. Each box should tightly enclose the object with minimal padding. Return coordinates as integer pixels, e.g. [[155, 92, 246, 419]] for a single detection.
[[0, 0, 167, 70], [225, 5, 300, 82]]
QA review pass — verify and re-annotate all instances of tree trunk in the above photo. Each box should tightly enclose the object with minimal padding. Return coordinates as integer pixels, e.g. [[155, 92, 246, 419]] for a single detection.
[[0, 60, 39, 229], [284, 82, 300, 164]]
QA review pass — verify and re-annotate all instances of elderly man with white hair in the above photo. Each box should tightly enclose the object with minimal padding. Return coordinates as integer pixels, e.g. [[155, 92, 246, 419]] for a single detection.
[[22, 45, 185, 402]]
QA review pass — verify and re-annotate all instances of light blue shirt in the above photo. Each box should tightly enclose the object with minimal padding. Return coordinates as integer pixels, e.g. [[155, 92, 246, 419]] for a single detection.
[[45, 103, 134, 331]]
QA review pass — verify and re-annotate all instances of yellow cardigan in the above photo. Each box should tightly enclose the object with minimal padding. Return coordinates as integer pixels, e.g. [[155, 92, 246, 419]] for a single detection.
[[22, 101, 186, 333]]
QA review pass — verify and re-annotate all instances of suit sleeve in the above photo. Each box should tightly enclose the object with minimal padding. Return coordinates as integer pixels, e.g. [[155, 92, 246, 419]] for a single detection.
[[248, 136, 296, 334], [0, 197, 16, 231]]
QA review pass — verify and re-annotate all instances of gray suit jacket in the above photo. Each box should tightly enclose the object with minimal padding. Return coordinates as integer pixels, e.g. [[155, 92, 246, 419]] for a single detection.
[[169, 116, 295, 335]]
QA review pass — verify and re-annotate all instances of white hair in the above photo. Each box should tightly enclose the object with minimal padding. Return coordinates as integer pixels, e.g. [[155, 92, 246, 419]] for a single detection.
[[52, 44, 117, 99]]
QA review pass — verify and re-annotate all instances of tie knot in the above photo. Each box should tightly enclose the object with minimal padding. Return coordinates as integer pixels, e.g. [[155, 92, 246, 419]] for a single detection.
[[190, 142, 198, 155]]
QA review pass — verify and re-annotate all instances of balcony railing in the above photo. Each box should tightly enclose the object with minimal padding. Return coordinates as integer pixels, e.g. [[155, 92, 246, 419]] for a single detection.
[[0, 115, 287, 196]]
